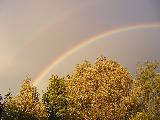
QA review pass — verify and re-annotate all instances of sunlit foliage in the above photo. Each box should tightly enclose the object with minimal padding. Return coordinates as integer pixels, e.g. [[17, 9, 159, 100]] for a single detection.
[[1, 56, 160, 120], [43, 75, 70, 120], [2, 77, 48, 120], [66, 56, 133, 120], [130, 61, 160, 120]]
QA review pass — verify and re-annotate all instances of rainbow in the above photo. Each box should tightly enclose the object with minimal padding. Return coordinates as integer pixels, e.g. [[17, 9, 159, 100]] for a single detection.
[[33, 23, 160, 86]]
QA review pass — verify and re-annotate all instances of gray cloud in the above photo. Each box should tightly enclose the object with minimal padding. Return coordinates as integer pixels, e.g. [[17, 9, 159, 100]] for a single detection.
[[0, 0, 160, 94]]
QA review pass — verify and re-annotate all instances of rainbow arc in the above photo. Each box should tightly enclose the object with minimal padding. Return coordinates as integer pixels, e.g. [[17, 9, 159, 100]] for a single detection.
[[33, 23, 160, 86]]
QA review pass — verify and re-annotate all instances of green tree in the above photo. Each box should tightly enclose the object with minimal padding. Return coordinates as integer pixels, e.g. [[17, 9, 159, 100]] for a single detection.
[[130, 61, 160, 120], [43, 75, 69, 120], [2, 77, 48, 120], [66, 56, 133, 120]]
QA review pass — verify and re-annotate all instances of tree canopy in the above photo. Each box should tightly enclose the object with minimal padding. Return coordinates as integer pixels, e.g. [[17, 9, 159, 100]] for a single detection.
[[130, 61, 160, 120], [0, 94, 3, 119], [2, 77, 48, 120], [42, 75, 69, 120], [0, 56, 159, 120], [66, 56, 133, 120]]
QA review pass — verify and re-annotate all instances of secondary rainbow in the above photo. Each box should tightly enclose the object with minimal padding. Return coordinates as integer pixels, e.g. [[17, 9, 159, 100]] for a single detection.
[[33, 23, 160, 86]]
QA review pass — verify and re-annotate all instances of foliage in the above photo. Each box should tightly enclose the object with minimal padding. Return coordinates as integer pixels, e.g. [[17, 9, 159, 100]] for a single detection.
[[2, 77, 48, 120], [1, 56, 160, 120], [43, 75, 70, 120], [66, 56, 133, 120], [0, 94, 3, 119], [130, 61, 160, 120]]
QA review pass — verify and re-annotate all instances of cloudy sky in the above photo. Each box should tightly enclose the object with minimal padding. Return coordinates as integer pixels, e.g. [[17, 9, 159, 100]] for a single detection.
[[0, 0, 160, 94]]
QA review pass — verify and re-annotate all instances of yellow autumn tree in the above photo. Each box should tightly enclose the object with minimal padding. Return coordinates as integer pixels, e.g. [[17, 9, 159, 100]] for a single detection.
[[130, 61, 160, 120], [66, 56, 133, 120], [2, 77, 48, 120]]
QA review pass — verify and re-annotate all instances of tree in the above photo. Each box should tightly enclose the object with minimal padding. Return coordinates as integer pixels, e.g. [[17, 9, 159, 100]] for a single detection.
[[2, 77, 48, 120], [66, 56, 133, 120], [0, 94, 3, 119], [43, 75, 69, 120], [130, 61, 160, 120]]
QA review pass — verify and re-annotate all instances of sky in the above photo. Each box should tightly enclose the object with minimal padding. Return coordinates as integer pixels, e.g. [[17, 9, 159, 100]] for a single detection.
[[0, 0, 160, 94]]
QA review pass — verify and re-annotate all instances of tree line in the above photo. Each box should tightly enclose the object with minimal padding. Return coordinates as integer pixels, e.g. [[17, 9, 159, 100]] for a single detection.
[[0, 56, 160, 120]]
